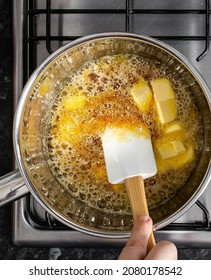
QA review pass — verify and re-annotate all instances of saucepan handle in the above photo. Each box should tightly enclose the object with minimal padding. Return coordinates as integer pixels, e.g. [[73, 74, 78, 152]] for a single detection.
[[0, 169, 29, 207]]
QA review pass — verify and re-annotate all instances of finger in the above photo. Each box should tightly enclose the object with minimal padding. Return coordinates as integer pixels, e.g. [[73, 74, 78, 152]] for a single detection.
[[145, 240, 178, 260], [118, 215, 153, 260]]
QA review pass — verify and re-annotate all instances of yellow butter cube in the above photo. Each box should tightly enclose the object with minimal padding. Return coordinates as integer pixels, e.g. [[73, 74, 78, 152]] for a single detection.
[[155, 140, 186, 160], [63, 95, 86, 111], [131, 80, 152, 112], [155, 145, 194, 171], [173, 146, 194, 168], [151, 78, 175, 101], [155, 142, 178, 159], [172, 140, 186, 155], [151, 78, 177, 123], [164, 123, 183, 134], [155, 99, 177, 124]]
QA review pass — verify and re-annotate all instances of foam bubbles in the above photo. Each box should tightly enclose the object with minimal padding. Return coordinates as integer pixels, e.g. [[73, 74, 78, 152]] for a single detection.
[[45, 54, 203, 213]]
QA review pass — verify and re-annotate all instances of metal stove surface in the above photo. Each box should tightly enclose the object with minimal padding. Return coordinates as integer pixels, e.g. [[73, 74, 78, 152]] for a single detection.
[[12, 0, 211, 248]]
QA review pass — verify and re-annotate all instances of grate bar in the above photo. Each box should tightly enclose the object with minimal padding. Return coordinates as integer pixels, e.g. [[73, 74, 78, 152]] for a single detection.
[[46, 0, 53, 54], [28, 35, 211, 42], [196, 0, 210, 61], [196, 200, 210, 229], [28, 9, 209, 15], [28, 0, 37, 78]]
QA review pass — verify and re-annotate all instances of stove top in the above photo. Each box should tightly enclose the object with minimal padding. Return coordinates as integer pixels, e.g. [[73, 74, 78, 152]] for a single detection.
[[12, 0, 211, 248]]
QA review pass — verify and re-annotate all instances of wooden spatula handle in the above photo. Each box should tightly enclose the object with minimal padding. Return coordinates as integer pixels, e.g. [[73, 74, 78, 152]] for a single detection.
[[125, 176, 156, 253]]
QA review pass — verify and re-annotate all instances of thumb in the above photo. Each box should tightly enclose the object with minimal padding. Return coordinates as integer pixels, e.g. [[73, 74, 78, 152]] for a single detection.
[[118, 215, 153, 260], [145, 240, 178, 260]]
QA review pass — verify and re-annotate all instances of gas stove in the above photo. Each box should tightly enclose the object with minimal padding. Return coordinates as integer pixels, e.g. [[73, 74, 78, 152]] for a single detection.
[[12, 0, 211, 248]]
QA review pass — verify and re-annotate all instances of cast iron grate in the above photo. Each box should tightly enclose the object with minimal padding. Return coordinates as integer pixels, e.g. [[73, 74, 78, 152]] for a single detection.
[[24, 0, 210, 231], [25, 0, 211, 78]]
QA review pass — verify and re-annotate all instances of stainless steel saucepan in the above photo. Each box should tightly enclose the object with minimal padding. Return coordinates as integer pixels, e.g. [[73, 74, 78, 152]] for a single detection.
[[0, 33, 210, 238]]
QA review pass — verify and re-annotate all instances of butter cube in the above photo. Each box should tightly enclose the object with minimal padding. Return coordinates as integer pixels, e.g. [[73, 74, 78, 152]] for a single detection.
[[155, 145, 194, 171], [172, 140, 186, 155], [131, 80, 152, 112], [164, 123, 183, 134], [155, 140, 186, 160], [151, 78, 177, 123], [151, 78, 175, 101], [63, 95, 86, 111], [156, 100, 177, 124], [155, 142, 177, 159], [173, 146, 194, 168]]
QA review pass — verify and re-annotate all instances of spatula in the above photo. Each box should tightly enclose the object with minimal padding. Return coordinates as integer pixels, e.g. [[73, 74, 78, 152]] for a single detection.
[[101, 125, 157, 252]]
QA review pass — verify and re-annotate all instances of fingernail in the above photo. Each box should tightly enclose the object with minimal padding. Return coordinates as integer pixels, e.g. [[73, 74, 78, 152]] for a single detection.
[[139, 215, 150, 223]]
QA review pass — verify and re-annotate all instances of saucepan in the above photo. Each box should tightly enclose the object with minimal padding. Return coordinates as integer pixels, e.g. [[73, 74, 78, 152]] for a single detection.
[[0, 33, 210, 238]]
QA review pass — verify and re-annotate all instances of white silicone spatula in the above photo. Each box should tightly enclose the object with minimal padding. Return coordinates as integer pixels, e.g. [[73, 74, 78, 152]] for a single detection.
[[101, 126, 157, 252]]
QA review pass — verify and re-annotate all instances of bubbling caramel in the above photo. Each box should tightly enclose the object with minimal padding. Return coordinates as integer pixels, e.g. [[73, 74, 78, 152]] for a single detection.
[[45, 54, 203, 213]]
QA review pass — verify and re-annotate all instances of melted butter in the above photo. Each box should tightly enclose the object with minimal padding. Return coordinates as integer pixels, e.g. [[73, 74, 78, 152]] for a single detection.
[[45, 54, 203, 213]]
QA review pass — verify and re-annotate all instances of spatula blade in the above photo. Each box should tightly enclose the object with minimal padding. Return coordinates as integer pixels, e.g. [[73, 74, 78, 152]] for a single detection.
[[101, 127, 157, 184]]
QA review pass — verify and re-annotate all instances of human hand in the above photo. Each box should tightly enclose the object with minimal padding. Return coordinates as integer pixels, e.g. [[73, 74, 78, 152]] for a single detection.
[[118, 215, 177, 260]]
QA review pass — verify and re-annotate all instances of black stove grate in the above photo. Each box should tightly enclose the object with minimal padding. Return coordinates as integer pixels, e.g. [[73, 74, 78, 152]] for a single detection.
[[23, 0, 211, 231], [26, 0, 210, 66], [25, 0, 211, 79]]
